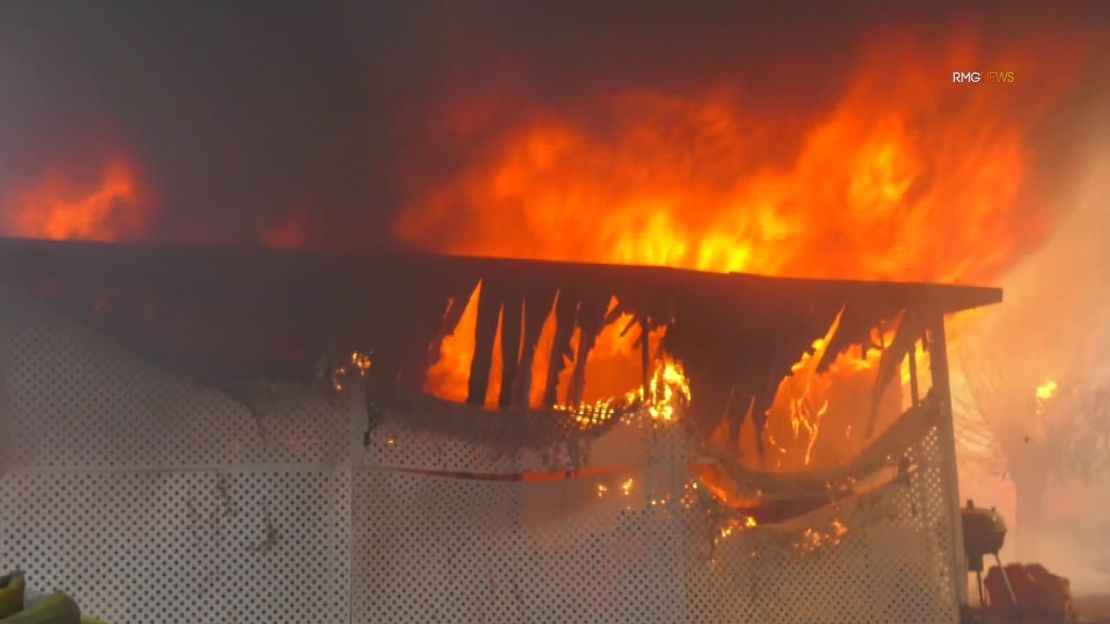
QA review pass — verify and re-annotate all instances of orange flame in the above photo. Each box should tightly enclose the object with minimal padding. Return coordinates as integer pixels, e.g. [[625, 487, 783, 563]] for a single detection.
[[2, 156, 155, 242], [400, 31, 1083, 471], [395, 33, 1078, 283], [719, 311, 928, 473], [425, 281, 667, 408]]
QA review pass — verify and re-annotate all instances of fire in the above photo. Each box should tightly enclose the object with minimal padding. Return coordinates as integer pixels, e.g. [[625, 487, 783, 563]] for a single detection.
[[620, 478, 634, 496], [554, 359, 690, 430], [1, 156, 155, 242], [395, 33, 1078, 284], [722, 312, 909, 473], [1035, 379, 1058, 402], [424, 281, 672, 410], [399, 31, 1080, 478], [717, 515, 759, 541], [423, 283, 484, 403], [1034, 378, 1058, 420], [646, 360, 692, 423], [796, 519, 849, 554], [331, 351, 373, 392]]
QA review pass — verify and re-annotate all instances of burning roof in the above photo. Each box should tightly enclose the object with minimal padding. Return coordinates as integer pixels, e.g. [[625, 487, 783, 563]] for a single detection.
[[0, 237, 999, 437]]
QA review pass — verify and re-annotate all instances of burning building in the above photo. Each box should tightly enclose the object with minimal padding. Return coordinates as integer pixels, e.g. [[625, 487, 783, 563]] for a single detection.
[[1, 2, 1108, 623], [0, 237, 1000, 621]]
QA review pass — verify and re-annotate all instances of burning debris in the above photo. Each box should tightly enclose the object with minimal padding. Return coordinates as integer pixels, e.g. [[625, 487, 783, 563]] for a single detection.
[[794, 520, 849, 554], [329, 350, 373, 392], [553, 359, 691, 431]]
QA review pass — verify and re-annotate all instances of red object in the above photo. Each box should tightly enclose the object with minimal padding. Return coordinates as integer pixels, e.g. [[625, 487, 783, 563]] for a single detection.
[[984, 563, 1074, 617]]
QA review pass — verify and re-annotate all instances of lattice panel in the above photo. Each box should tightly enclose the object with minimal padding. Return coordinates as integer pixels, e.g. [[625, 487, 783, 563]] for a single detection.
[[362, 416, 688, 475], [0, 287, 963, 623], [0, 471, 351, 623], [0, 286, 348, 469], [352, 427, 959, 624], [0, 288, 353, 623]]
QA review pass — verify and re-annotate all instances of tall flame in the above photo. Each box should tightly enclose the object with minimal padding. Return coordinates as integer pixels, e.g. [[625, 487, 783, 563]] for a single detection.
[[395, 33, 1078, 283], [396, 28, 1087, 474], [1, 155, 155, 242]]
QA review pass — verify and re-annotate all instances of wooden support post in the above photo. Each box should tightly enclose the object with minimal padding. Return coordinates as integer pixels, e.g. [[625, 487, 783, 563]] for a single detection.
[[567, 296, 607, 407], [498, 293, 523, 408], [543, 292, 578, 406], [927, 313, 970, 606], [512, 288, 556, 408], [467, 281, 501, 406]]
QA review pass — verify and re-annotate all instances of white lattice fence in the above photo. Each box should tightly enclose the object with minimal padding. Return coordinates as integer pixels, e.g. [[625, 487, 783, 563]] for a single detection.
[[0, 288, 353, 623], [0, 287, 962, 623]]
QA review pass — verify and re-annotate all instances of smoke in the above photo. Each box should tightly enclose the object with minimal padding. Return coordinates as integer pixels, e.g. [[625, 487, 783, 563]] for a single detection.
[[954, 118, 1110, 594]]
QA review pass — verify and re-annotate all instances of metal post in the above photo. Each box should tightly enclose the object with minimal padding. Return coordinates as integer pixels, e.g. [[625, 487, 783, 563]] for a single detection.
[[993, 553, 1019, 608], [927, 313, 970, 606]]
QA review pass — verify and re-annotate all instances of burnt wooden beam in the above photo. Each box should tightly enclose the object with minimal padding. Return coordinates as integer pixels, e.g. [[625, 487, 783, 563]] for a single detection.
[[0, 238, 1003, 402], [568, 295, 609, 406], [467, 280, 503, 406], [542, 290, 578, 406], [512, 287, 557, 408], [497, 292, 524, 408], [867, 309, 922, 436]]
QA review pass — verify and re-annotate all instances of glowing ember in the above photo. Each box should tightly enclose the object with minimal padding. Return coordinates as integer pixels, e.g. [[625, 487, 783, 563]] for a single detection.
[[620, 478, 634, 496], [1, 156, 155, 242], [553, 358, 691, 430], [1034, 378, 1058, 419], [1035, 379, 1058, 402], [331, 350, 374, 392], [796, 519, 849, 553], [556, 400, 617, 430], [712, 514, 760, 548]]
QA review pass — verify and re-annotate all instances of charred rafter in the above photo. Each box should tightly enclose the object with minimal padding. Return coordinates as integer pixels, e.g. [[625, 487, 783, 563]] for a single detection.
[[0, 237, 1001, 436]]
